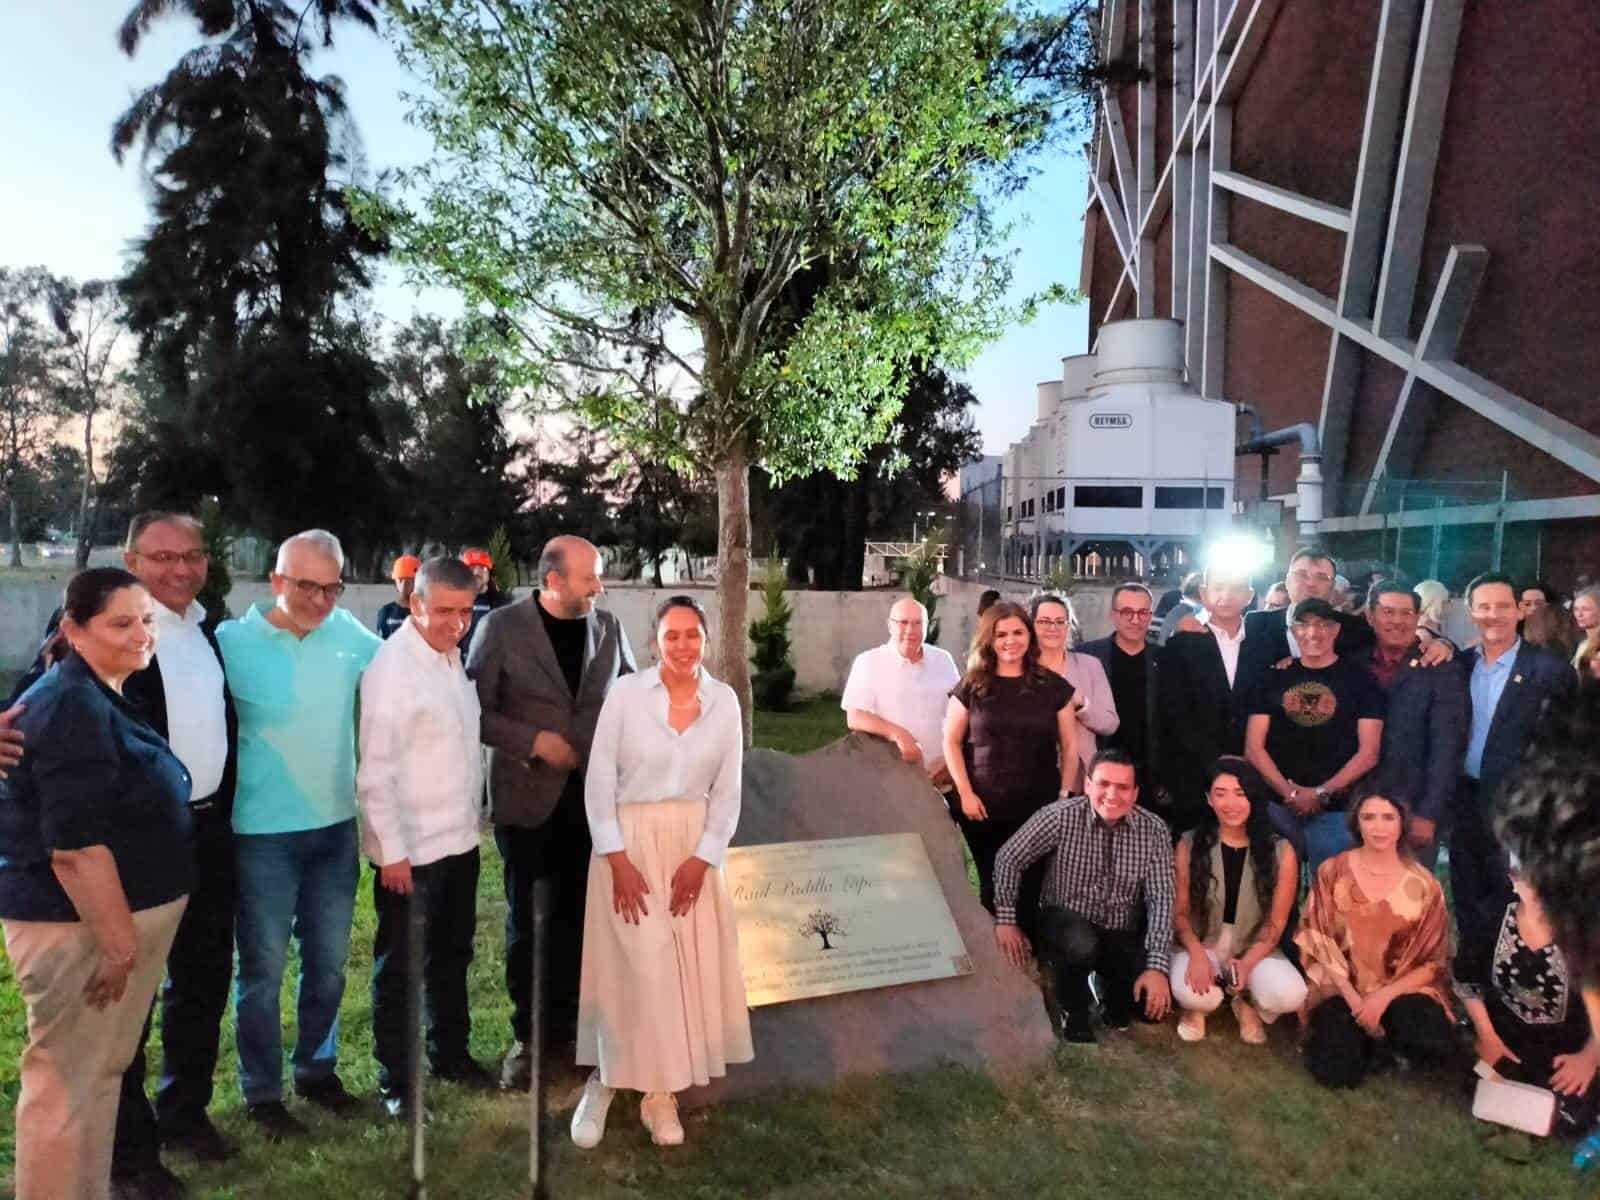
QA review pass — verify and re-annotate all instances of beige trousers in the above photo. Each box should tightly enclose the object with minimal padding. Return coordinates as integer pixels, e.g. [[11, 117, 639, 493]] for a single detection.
[[3, 896, 187, 1200]]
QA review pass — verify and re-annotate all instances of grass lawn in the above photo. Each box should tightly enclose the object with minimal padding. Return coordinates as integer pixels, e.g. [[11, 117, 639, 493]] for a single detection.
[[0, 697, 1592, 1197]]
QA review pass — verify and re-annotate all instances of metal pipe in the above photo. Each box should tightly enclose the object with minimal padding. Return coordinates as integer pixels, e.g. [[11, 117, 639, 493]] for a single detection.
[[1234, 422, 1319, 458], [1234, 423, 1323, 539]]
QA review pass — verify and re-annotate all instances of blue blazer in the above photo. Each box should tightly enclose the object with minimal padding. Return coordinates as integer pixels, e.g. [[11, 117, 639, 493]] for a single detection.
[[1461, 640, 1576, 804]]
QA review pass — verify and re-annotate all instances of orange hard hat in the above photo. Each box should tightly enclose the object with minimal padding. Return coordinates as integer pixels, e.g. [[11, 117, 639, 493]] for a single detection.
[[461, 548, 494, 569], [392, 554, 421, 579]]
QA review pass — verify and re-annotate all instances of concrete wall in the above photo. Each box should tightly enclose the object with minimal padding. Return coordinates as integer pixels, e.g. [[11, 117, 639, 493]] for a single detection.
[[1, 579, 1122, 692]]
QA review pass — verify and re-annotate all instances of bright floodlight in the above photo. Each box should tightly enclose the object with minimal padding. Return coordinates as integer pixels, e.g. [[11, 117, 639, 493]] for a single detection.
[[1203, 533, 1270, 580]]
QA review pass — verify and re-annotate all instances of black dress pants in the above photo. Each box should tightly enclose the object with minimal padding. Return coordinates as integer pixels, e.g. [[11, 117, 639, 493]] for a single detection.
[[113, 802, 237, 1172], [955, 814, 1045, 940], [1303, 994, 1458, 1088], [1035, 907, 1146, 1028], [1448, 777, 1514, 963], [495, 778, 591, 1047], [370, 847, 481, 1095]]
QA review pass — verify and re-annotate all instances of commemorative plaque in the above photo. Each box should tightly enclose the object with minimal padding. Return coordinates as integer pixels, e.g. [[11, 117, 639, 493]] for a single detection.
[[724, 832, 973, 1007]]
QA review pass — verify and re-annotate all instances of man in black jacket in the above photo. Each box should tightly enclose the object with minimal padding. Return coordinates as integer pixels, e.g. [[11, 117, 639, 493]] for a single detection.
[[1157, 566, 1254, 834], [1453, 572, 1577, 956], [1358, 579, 1470, 867], [1080, 582, 1163, 811], [11, 512, 239, 1198]]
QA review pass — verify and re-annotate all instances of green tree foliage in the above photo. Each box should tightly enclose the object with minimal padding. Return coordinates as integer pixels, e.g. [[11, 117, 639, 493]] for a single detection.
[[899, 535, 947, 646], [486, 524, 517, 592], [369, 0, 1062, 739], [197, 494, 235, 619], [764, 365, 981, 589], [0, 267, 60, 567], [749, 560, 796, 711], [46, 278, 128, 567], [112, 0, 391, 557]]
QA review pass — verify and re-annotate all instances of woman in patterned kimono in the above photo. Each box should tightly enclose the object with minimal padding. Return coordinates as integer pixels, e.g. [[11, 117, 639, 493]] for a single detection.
[[1295, 791, 1457, 1087], [1456, 863, 1600, 1136]]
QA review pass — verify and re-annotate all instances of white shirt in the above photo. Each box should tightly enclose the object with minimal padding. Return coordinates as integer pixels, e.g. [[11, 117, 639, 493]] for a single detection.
[[1207, 618, 1247, 687], [356, 618, 483, 868], [154, 600, 228, 802], [839, 641, 961, 769], [584, 666, 743, 866]]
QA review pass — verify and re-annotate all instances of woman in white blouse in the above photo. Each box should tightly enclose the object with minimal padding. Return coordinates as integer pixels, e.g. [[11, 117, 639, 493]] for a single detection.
[[571, 595, 753, 1149]]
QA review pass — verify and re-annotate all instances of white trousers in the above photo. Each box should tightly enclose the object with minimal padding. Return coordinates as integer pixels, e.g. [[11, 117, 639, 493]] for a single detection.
[[1169, 923, 1307, 1017]]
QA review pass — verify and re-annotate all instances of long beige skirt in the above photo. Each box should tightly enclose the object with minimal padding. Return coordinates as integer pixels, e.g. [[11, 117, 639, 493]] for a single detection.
[[576, 798, 754, 1094]]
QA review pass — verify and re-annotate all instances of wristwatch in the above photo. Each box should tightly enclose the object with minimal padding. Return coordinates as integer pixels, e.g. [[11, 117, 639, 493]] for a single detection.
[[1314, 785, 1328, 806]]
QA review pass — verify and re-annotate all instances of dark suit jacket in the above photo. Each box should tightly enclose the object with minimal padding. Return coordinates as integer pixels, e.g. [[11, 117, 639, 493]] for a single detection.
[[1156, 629, 1249, 827], [8, 604, 239, 817], [466, 594, 636, 829], [1079, 635, 1162, 790], [1369, 646, 1471, 826], [1236, 606, 1376, 700], [1461, 640, 1576, 805]]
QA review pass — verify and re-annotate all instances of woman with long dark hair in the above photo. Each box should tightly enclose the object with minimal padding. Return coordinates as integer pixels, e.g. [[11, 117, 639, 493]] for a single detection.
[[942, 601, 1077, 923], [1295, 791, 1455, 1087], [1170, 757, 1305, 1043]]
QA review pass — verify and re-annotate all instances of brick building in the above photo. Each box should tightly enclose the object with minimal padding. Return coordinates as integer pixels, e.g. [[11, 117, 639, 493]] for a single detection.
[[1077, 0, 1600, 589]]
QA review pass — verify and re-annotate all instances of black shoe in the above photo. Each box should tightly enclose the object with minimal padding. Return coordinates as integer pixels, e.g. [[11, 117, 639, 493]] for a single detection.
[[295, 1074, 361, 1117], [247, 1101, 309, 1142], [110, 1162, 186, 1200], [501, 1041, 533, 1091], [159, 1114, 236, 1163], [1062, 1015, 1097, 1045], [434, 1056, 497, 1091], [1101, 1005, 1133, 1032]]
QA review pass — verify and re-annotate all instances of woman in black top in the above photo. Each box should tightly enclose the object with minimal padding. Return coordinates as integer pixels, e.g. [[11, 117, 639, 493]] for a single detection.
[[943, 601, 1076, 925], [1458, 865, 1600, 1137], [0, 568, 194, 1199]]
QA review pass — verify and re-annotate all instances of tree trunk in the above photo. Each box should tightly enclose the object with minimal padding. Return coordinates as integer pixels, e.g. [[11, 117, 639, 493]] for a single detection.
[[8, 494, 21, 569], [75, 411, 95, 570], [715, 446, 754, 747]]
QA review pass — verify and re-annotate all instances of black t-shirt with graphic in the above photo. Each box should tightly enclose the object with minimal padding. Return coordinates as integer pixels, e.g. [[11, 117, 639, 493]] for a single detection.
[[1249, 657, 1386, 805]]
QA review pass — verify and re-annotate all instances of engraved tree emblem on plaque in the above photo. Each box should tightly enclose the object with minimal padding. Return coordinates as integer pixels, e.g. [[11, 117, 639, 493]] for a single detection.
[[797, 909, 847, 951]]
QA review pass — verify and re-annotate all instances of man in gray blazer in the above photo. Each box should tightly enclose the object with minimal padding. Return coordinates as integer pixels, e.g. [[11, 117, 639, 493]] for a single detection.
[[466, 535, 635, 1089]]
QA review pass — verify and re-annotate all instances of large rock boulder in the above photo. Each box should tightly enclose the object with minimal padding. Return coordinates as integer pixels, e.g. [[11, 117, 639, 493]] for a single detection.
[[682, 734, 1055, 1107]]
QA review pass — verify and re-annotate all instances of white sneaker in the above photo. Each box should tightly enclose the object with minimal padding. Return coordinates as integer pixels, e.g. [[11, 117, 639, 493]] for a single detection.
[[1176, 1009, 1207, 1043], [1232, 994, 1268, 1045], [570, 1071, 615, 1149], [640, 1092, 684, 1146]]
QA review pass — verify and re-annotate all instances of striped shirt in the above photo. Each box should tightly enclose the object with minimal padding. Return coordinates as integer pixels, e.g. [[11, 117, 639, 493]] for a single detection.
[[993, 795, 1176, 972]]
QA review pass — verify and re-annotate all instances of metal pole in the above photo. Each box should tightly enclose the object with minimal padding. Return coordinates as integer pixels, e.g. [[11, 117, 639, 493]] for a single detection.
[[407, 893, 427, 1199], [1429, 496, 1444, 581], [528, 879, 551, 1200], [1491, 470, 1508, 571]]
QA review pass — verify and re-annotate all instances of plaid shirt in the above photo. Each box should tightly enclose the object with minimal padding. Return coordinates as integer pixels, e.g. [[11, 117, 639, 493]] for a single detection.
[[993, 795, 1176, 972]]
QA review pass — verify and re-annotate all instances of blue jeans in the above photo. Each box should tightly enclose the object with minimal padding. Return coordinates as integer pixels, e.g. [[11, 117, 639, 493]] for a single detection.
[[1301, 809, 1355, 878], [234, 819, 359, 1105]]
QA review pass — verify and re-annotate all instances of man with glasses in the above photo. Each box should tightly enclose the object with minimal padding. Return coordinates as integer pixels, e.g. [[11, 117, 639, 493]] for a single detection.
[[7, 511, 239, 1195], [1361, 579, 1470, 868], [842, 596, 961, 794], [1237, 546, 1450, 698], [1081, 583, 1163, 809], [1245, 597, 1386, 874], [217, 530, 380, 1140]]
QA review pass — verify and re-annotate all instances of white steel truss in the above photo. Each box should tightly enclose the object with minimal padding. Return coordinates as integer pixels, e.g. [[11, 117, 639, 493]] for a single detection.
[[1080, 0, 1600, 526]]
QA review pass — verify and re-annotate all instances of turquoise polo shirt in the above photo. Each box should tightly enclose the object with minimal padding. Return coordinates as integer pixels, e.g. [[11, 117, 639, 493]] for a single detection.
[[218, 601, 381, 835]]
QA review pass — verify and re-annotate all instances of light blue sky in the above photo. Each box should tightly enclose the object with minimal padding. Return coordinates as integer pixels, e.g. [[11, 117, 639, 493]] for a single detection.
[[0, 4, 1088, 456]]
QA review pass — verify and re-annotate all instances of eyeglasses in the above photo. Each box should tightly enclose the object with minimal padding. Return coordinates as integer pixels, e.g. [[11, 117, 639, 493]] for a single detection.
[[1370, 605, 1417, 621], [1289, 568, 1335, 585], [135, 549, 210, 567], [282, 576, 346, 601], [1291, 620, 1338, 634], [888, 619, 924, 629], [1033, 618, 1069, 629], [1113, 608, 1153, 620]]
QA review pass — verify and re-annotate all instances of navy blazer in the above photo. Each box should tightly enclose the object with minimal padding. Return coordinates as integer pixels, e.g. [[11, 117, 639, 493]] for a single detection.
[[1236, 606, 1376, 700], [1156, 628, 1250, 823], [1461, 640, 1576, 805], [1370, 647, 1471, 826], [8, 605, 239, 819]]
